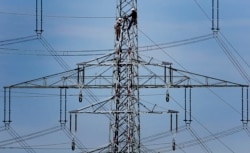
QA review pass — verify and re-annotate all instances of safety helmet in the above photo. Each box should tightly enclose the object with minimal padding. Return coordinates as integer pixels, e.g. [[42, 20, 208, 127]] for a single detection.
[[131, 8, 136, 11]]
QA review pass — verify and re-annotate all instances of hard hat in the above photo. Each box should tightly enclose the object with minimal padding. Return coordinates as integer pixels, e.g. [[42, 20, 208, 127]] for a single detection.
[[131, 8, 135, 11]]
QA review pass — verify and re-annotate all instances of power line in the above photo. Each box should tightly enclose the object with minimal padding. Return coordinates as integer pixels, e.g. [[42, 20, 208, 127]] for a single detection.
[[215, 34, 250, 84], [0, 11, 114, 19], [0, 34, 214, 56], [0, 35, 37, 46], [219, 32, 250, 69], [39, 36, 72, 71], [192, 0, 211, 21], [191, 0, 250, 85], [1, 1, 249, 152], [169, 95, 237, 152], [6, 126, 36, 153], [187, 127, 212, 153]]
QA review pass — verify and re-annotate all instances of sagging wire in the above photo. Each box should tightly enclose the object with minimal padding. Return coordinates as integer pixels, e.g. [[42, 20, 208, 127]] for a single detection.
[[187, 127, 212, 153], [141, 125, 186, 144], [0, 10, 115, 19], [0, 46, 110, 56], [139, 33, 214, 52], [0, 126, 62, 147], [171, 95, 236, 152], [150, 125, 242, 152], [0, 34, 214, 56], [0, 35, 37, 46], [138, 27, 213, 71], [219, 32, 250, 69], [6, 126, 36, 153], [215, 34, 250, 85], [62, 125, 88, 152], [39, 36, 72, 71]]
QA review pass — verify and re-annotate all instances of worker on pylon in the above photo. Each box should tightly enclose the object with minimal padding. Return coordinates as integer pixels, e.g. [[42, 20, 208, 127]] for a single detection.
[[114, 18, 123, 41], [127, 8, 137, 30]]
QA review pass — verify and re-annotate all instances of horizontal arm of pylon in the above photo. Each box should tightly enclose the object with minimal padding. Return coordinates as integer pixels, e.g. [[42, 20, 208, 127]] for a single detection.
[[70, 110, 170, 115], [4, 63, 248, 89]]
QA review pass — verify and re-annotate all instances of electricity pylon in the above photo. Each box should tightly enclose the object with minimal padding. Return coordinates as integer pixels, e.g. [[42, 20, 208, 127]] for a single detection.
[[111, 0, 139, 152], [2, 0, 249, 152]]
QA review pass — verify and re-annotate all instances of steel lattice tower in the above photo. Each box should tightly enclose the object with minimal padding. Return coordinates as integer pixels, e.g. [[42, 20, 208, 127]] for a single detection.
[[2, 0, 249, 152], [111, 0, 139, 152]]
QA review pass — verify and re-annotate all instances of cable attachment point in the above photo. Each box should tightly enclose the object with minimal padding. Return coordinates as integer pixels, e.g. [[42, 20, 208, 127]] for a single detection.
[[79, 90, 83, 102], [166, 89, 170, 102], [71, 138, 75, 151], [172, 138, 176, 151]]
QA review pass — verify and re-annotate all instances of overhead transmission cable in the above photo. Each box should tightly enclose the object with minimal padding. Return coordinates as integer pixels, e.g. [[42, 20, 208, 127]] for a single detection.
[[1, 0, 248, 152], [138, 28, 187, 70], [139, 80, 242, 152], [0, 34, 213, 56], [0, 10, 114, 19], [136, 25, 246, 152], [6, 126, 36, 153], [155, 125, 242, 152], [192, 0, 211, 21], [141, 125, 186, 144], [62, 127, 88, 152], [0, 125, 88, 152], [244, 127, 250, 137], [138, 27, 244, 152], [187, 127, 212, 153], [139, 25, 245, 120], [215, 35, 250, 84], [0, 47, 105, 56], [140, 95, 233, 152], [0, 35, 37, 46], [171, 96, 237, 153], [192, 0, 250, 85], [39, 36, 72, 71], [0, 126, 62, 147], [219, 32, 250, 69], [173, 69, 242, 115], [139, 33, 214, 52]]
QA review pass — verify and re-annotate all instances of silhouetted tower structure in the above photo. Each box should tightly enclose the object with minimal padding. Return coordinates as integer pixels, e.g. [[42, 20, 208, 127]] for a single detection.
[[111, 0, 139, 152], [2, 0, 249, 152]]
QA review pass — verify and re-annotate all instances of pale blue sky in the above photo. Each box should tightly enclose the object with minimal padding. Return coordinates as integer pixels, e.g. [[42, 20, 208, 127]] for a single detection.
[[0, 0, 250, 153]]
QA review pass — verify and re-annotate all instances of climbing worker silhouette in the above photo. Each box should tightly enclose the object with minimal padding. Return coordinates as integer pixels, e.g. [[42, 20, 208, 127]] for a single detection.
[[114, 18, 123, 41], [127, 8, 137, 30]]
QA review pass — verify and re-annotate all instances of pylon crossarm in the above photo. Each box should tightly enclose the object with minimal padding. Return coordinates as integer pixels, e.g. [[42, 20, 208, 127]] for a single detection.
[[4, 63, 247, 89], [69, 96, 114, 114], [170, 67, 248, 88], [5, 68, 79, 89], [70, 110, 169, 115]]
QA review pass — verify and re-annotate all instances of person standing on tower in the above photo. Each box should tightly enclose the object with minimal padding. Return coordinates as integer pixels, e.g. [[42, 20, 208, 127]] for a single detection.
[[127, 8, 137, 30], [114, 18, 123, 41]]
